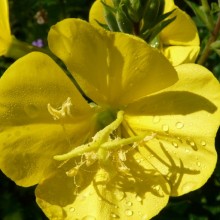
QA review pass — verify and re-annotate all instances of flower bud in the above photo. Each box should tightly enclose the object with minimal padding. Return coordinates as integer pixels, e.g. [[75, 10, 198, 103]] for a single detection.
[[101, 1, 120, 31], [116, 4, 133, 33], [141, 0, 165, 30], [126, 0, 144, 22]]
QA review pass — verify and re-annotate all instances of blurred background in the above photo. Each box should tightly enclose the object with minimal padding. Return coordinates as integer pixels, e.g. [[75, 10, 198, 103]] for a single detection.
[[0, 0, 220, 219]]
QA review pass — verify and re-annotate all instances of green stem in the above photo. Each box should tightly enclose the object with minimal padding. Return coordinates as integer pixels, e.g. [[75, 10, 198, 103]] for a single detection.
[[201, 0, 214, 31], [197, 13, 220, 65]]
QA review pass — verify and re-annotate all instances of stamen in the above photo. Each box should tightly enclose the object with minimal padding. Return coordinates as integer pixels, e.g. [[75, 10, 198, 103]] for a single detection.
[[53, 110, 156, 165], [66, 165, 81, 177], [66, 160, 85, 177], [100, 134, 151, 150], [53, 110, 125, 161], [84, 152, 98, 166], [118, 150, 126, 162], [47, 97, 72, 120]]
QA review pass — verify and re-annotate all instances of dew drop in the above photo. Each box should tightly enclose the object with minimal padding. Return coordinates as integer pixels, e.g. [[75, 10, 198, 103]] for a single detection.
[[188, 140, 197, 150], [172, 142, 178, 148], [172, 150, 177, 155], [152, 116, 160, 124], [175, 122, 184, 129], [136, 196, 142, 202], [181, 182, 196, 194], [110, 213, 118, 218], [147, 154, 154, 159], [142, 214, 148, 220], [69, 207, 75, 212], [201, 141, 206, 146], [137, 211, 142, 216], [126, 201, 132, 206], [185, 148, 190, 153], [24, 104, 39, 118], [196, 161, 201, 167], [162, 124, 169, 132], [136, 159, 141, 164], [82, 216, 96, 220], [125, 209, 133, 216], [177, 136, 182, 142], [189, 141, 195, 147], [114, 190, 125, 201]]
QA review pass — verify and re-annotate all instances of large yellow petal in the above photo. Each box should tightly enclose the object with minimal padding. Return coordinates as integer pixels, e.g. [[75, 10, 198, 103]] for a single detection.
[[124, 64, 220, 196], [48, 18, 178, 106], [161, 1, 200, 65], [36, 151, 170, 220], [162, 1, 199, 46], [0, 52, 94, 186], [163, 45, 200, 66], [0, 0, 12, 55]]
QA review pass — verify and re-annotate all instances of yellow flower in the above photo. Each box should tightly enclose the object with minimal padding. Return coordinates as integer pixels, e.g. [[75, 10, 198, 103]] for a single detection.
[[0, 19, 220, 220], [89, 0, 200, 66], [0, 0, 12, 56]]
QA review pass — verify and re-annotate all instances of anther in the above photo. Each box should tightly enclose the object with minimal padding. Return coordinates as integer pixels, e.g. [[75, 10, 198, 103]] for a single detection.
[[48, 97, 73, 120]]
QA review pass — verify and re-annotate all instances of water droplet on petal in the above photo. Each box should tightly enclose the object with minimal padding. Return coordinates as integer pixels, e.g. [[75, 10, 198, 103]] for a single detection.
[[82, 216, 96, 220], [201, 141, 206, 146], [110, 213, 118, 218], [185, 148, 190, 153], [114, 190, 125, 201], [136, 196, 142, 202], [175, 122, 184, 129], [69, 207, 75, 212], [172, 142, 178, 148], [147, 154, 154, 159], [177, 136, 182, 142], [126, 201, 132, 206], [188, 140, 197, 150], [125, 209, 133, 216], [172, 150, 177, 155], [162, 124, 169, 132], [24, 104, 39, 118], [152, 116, 160, 124], [189, 141, 195, 147], [136, 159, 141, 164], [142, 214, 148, 220], [196, 161, 201, 167], [181, 182, 196, 194]]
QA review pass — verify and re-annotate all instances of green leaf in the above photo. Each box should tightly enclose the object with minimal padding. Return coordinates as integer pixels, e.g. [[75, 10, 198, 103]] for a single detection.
[[116, 5, 133, 33], [184, 0, 214, 31], [141, 0, 161, 30], [101, 1, 120, 31]]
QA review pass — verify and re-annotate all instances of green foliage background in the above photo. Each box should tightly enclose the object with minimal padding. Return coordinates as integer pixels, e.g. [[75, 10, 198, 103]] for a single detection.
[[0, 0, 220, 219]]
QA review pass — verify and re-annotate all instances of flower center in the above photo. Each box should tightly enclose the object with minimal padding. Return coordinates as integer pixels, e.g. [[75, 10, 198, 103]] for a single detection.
[[53, 111, 149, 160], [48, 98, 155, 177]]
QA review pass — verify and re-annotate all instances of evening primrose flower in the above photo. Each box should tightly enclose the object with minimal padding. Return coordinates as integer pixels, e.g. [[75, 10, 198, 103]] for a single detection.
[[0, 0, 12, 56], [89, 0, 200, 66], [0, 19, 220, 220]]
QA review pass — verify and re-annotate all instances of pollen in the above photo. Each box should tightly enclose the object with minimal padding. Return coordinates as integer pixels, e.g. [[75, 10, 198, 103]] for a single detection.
[[53, 110, 156, 178], [47, 97, 73, 120]]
